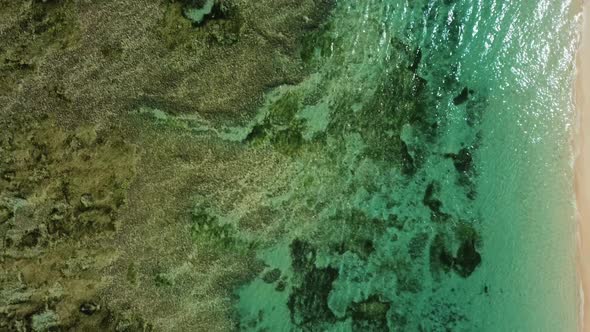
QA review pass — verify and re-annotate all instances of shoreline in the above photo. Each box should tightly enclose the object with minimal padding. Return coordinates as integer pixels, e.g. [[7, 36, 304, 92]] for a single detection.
[[575, 0, 590, 330]]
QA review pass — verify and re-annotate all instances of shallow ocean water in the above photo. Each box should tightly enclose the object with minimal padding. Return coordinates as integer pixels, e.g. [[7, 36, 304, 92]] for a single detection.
[[234, 0, 581, 330], [0, 0, 582, 329]]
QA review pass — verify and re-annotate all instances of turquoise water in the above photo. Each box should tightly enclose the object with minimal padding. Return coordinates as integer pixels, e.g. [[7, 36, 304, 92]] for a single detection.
[[234, 0, 581, 330]]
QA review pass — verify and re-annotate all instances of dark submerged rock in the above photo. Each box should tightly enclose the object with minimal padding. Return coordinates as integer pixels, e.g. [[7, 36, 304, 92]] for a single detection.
[[429, 233, 454, 275], [349, 295, 390, 331], [410, 48, 422, 73], [444, 147, 473, 173], [275, 280, 287, 292], [287, 266, 339, 328], [452, 87, 470, 105], [80, 302, 100, 316], [262, 268, 281, 284], [288, 238, 339, 328], [453, 238, 481, 278], [423, 181, 450, 222], [290, 238, 316, 273], [408, 232, 429, 259], [400, 141, 416, 176], [21, 229, 42, 247]]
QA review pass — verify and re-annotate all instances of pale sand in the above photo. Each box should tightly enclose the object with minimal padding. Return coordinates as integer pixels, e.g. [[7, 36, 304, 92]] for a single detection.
[[576, 0, 590, 330]]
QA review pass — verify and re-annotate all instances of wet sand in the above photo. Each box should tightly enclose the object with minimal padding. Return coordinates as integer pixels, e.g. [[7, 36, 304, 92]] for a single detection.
[[576, 0, 590, 330]]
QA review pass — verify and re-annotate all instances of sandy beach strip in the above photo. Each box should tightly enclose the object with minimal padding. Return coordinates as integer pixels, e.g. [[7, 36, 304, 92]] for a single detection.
[[576, 0, 590, 330]]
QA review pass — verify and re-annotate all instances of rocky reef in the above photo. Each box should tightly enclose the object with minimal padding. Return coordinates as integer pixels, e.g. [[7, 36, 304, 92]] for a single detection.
[[0, 0, 490, 330], [0, 0, 334, 330], [0, 0, 333, 120], [232, 0, 487, 330], [0, 115, 138, 330]]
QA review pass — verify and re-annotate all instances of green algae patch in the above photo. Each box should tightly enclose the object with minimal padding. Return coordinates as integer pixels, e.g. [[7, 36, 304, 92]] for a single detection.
[[190, 200, 246, 251], [244, 90, 309, 155], [230, 0, 490, 330], [299, 16, 340, 67]]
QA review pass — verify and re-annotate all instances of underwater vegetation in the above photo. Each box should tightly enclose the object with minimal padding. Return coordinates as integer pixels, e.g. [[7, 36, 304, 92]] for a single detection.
[[0, 0, 509, 330], [232, 0, 487, 331]]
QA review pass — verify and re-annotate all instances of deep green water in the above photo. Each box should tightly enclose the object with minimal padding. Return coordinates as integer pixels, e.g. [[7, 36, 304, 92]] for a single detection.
[[233, 0, 581, 330]]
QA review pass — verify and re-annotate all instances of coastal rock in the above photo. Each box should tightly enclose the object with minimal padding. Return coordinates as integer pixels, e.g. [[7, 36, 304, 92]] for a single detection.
[[453, 87, 475, 106], [454, 238, 482, 278], [79, 302, 100, 316], [288, 266, 339, 328], [423, 181, 450, 222], [349, 295, 390, 331], [445, 147, 473, 173], [429, 233, 455, 276], [262, 268, 281, 284]]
